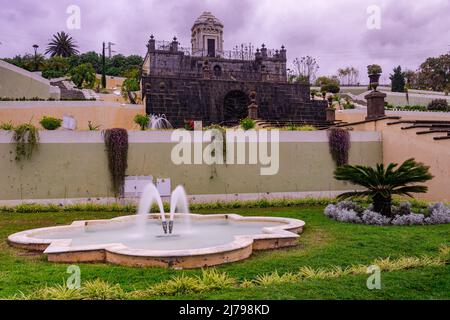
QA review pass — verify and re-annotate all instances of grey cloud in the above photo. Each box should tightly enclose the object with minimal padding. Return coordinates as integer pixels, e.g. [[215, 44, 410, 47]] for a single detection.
[[0, 0, 449, 80]]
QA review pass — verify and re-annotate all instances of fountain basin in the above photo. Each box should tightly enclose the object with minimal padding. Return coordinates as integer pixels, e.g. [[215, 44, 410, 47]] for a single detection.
[[8, 214, 305, 269]]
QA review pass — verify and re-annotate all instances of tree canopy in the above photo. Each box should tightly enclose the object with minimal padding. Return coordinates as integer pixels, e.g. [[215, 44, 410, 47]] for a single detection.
[[45, 31, 79, 57]]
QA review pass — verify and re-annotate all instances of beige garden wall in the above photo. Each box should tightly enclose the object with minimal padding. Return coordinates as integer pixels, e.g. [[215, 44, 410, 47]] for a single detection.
[[0, 60, 60, 100], [0, 131, 381, 203], [337, 113, 450, 202], [0, 101, 145, 130]]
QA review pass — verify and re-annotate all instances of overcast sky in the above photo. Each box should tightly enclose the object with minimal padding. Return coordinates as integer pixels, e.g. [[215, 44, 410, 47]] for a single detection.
[[1, 0, 449, 83]]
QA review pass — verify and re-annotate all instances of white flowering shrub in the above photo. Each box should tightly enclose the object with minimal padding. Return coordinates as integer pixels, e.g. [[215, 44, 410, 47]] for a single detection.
[[323, 201, 450, 226], [392, 202, 412, 216], [425, 203, 450, 224], [391, 214, 425, 226], [324, 204, 338, 219], [335, 209, 362, 223], [361, 210, 391, 226], [336, 201, 364, 214]]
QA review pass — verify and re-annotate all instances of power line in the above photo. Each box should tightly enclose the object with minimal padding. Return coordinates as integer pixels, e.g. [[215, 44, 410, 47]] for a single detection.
[[107, 42, 116, 58]]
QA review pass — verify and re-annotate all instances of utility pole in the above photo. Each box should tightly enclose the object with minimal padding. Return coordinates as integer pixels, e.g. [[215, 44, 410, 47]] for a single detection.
[[101, 42, 106, 89], [107, 42, 116, 58]]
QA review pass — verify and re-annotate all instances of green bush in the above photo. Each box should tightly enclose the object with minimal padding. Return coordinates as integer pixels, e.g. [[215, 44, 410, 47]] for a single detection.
[[240, 118, 256, 130], [427, 99, 449, 112], [282, 124, 315, 131], [321, 83, 340, 94], [134, 114, 149, 130], [40, 116, 62, 130], [0, 121, 15, 131], [343, 101, 355, 110], [385, 104, 433, 112], [404, 105, 427, 112], [69, 63, 96, 89]]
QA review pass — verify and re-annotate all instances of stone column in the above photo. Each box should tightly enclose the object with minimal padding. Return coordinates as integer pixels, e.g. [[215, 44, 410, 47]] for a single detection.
[[202, 60, 211, 79], [147, 35, 156, 52], [279, 46, 287, 61], [365, 91, 386, 120], [170, 37, 179, 52], [248, 91, 258, 120]]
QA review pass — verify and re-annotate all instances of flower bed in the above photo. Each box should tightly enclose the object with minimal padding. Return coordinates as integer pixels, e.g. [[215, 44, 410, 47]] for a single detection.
[[324, 201, 450, 226]]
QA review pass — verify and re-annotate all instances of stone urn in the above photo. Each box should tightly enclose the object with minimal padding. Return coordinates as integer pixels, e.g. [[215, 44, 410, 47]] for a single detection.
[[369, 74, 381, 91]]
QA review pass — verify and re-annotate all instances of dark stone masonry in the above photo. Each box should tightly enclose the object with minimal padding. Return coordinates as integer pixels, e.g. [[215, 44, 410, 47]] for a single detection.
[[141, 12, 327, 127]]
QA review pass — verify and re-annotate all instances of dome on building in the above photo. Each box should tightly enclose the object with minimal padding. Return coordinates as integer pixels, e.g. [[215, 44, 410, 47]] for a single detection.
[[191, 12, 224, 57], [192, 11, 224, 30]]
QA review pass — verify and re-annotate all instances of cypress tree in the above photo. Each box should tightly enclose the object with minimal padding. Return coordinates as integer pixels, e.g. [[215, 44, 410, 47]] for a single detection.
[[390, 66, 406, 93]]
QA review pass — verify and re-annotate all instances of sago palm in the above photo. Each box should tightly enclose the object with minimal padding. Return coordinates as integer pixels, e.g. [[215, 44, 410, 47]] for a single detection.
[[334, 158, 433, 217], [45, 31, 79, 57]]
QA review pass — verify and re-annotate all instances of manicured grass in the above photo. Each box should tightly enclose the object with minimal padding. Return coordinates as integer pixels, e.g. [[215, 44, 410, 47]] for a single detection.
[[0, 206, 448, 299]]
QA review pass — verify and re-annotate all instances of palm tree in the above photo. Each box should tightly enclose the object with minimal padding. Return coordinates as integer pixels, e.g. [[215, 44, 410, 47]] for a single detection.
[[45, 32, 79, 57], [334, 158, 433, 217]]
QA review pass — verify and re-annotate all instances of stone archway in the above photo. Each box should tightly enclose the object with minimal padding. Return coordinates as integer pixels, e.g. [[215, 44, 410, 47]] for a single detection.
[[223, 90, 249, 121]]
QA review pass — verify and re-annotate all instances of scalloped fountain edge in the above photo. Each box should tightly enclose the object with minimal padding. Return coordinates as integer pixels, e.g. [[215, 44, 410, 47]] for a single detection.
[[8, 214, 305, 269]]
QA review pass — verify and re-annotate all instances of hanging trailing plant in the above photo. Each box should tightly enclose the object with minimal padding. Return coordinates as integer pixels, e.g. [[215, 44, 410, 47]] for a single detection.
[[13, 123, 40, 161], [104, 128, 129, 197], [328, 128, 350, 167]]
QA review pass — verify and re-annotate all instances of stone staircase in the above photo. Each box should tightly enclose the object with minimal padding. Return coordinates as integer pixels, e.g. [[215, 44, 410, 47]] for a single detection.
[[387, 120, 450, 141], [50, 80, 86, 100]]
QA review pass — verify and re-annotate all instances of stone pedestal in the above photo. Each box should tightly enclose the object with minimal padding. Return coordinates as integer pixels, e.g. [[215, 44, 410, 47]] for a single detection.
[[248, 91, 258, 119], [248, 103, 258, 119], [326, 108, 335, 122], [365, 91, 386, 120]]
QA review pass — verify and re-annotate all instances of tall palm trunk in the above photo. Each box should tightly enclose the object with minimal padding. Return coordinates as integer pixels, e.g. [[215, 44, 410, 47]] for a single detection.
[[373, 194, 392, 217]]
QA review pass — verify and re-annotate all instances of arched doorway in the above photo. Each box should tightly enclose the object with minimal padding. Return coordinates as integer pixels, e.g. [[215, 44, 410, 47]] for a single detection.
[[223, 90, 249, 121]]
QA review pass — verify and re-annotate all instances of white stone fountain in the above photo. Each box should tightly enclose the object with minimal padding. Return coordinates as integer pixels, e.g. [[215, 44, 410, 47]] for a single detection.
[[8, 184, 305, 269], [148, 114, 173, 130], [137, 183, 189, 235]]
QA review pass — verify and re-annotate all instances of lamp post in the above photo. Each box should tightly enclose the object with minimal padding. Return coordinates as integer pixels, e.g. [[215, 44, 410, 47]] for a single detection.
[[32, 44, 39, 72]]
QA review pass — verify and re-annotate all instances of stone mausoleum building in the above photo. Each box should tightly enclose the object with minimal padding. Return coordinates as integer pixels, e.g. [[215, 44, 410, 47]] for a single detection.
[[142, 12, 327, 127]]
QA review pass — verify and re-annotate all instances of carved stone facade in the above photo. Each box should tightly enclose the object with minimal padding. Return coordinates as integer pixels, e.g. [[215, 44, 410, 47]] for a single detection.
[[141, 12, 327, 127]]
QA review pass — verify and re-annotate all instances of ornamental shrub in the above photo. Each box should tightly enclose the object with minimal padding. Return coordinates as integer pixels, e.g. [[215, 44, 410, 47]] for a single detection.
[[427, 99, 449, 112], [39, 116, 62, 130]]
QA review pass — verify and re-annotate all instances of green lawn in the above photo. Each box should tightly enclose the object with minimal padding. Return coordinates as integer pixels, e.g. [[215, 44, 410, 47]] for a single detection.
[[0, 206, 449, 300]]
